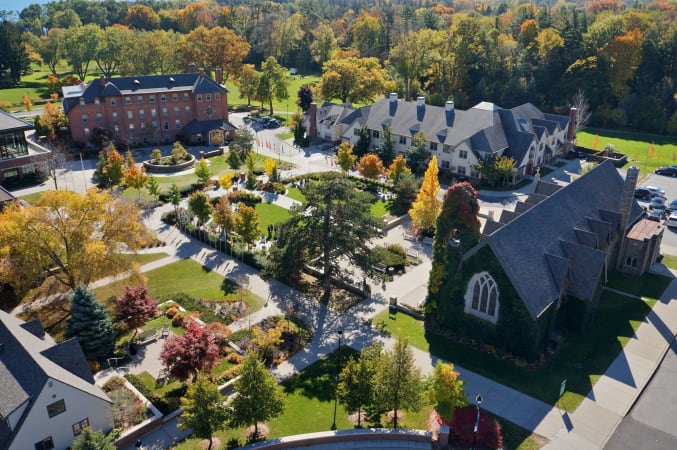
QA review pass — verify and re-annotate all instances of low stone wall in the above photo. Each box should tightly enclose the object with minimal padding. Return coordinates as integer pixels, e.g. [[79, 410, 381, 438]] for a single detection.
[[199, 147, 224, 159], [143, 155, 196, 173], [573, 146, 627, 167], [238, 428, 432, 449]]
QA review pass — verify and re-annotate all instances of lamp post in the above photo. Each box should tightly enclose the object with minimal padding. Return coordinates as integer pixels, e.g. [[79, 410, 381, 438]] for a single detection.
[[331, 329, 343, 430], [471, 394, 483, 450]]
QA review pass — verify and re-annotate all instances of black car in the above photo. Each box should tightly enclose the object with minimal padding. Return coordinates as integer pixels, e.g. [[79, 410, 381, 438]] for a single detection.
[[655, 166, 677, 176], [647, 209, 664, 222], [634, 188, 652, 200], [265, 119, 281, 129]]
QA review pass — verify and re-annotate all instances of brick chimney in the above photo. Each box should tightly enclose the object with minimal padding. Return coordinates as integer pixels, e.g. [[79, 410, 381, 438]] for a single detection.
[[215, 68, 223, 85], [187, 63, 196, 73], [567, 107, 577, 143], [416, 96, 425, 121], [309, 102, 317, 138], [445, 101, 455, 127], [99, 75, 106, 86], [389, 92, 398, 116]]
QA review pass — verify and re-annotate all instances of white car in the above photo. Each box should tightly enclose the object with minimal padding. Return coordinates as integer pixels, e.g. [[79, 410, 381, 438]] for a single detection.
[[645, 186, 666, 198], [667, 213, 677, 228]]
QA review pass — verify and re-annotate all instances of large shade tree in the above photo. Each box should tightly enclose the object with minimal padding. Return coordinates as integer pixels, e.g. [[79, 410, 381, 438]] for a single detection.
[[161, 320, 221, 382], [179, 374, 230, 450]]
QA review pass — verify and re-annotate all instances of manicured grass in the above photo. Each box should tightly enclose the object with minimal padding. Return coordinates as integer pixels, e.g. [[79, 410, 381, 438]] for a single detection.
[[375, 289, 658, 412], [606, 272, 671, 300], [285, 187, 306, 204], [224, 75, 321, 115], [121, 252, 170, 266], [498, 418, 545, 450], [135, 370, 184, 397], [276, 132, 294, 140], [370, 198, 393, 218], [577, 128, 677, 176], [661, 254, 677, 270], [255, 202, 292, 234]]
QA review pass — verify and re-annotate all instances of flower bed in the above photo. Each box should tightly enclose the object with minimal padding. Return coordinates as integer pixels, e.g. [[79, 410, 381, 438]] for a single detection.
[[143, 154, 196, 173]]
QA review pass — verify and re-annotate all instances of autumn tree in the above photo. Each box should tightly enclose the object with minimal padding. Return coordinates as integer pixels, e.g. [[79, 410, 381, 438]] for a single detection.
[[235, 204, 260, 249], [387, 155, 411, 184], [426, 361, 466, 421], [35, 101, 68, 140], [96, 144, 125, 188], [338, 343, 381, 427], [66, 285, 116, 359], [123, 163, 148, 199], [231, 126, 255, 160], [235, 64, 259, 106], [161, 320, 220, 382], [336, 142, 357, 172], [218, 173, 233, 192], [21, 93, 32, 111], [264, 158, 278, 181], [319, 56, 393, 104], [388, 29, 440, 101], [310, 23, 338, 66], [177, 26, 250, 82], [250, 325, 283, 365], [409, 156, 441, 232], [212, 196, 235, 236], [179, 374, 230, 450], [230, 355, 284, 439], [257, 56, 289, 114], [195, 158, 212, 185], [474, 154, 516, 187], [0, 189, 147, 296], [94, 26, 132, 78], [374, 337, 422, 428], [114, 285, 158, 341], [434, 182, 481, 253], [358, 153, 385, 179], [124, 4, 160, 30], [188, 191, 212, 228]]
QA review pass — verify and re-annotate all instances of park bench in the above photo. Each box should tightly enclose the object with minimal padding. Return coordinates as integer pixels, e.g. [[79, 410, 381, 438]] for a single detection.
[[137, 327, 158, 345], [372, 263, 387, 274], [403, 232, 416, 241], [406, 248, 419, 259], [160, 324, 170, 338], [422, 237, 434, 246]]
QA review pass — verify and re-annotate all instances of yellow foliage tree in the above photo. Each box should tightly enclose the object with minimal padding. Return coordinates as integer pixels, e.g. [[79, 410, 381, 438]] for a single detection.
[[358, 153, 385, 179], [21, 93, 32, 111], [336, 142, 356, 172], [0, 189, 148, 297], [264, 158, 277, 178], [409, 156, 441, 231], [426, 361, 466, 421], [387, 154, 411, 183], [218, 173, 233, 191]]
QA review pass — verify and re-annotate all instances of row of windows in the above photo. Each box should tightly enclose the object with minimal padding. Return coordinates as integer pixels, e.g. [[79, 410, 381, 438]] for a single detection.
[[34, 419, 90, 450], [84, 119, 182, 136], [83, 106, 193, 124], [358, 128, 468, 159], [81, 92, 220, 106]]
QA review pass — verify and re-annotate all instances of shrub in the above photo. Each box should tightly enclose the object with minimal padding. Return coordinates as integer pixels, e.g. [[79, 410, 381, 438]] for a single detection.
[[227, 190, 262, 205], [171, 312, 185, 327], [371, 246, 406, 272], [227, 352, 245, 364], [103, 376, 127, 393], [261, 181, 286, 194], [165, 306, 180, 319], [387, 243, 407, 259], [449, 405, 503, 449], [223, 365, 242, 380], [87, 359, 101, 373]]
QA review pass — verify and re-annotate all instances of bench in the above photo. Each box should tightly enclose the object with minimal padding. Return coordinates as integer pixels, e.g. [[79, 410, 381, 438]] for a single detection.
[[406, 249, 418, 259], [137, 327, 158, 345], [403, 232, 417, 241], [372, 263, 387, 274]]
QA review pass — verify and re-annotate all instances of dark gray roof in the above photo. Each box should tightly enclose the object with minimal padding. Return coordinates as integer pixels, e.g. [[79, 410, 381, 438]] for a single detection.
[[182, 118, 236, 135], [64, 73, 228, 113], [475, 161, 642, 319], [0, 110, 32, 132], [0, 311, 110, 424]]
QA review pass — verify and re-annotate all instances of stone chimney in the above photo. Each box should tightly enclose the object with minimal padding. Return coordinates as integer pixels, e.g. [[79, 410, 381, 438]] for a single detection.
[[416, 96, 425, 121], [567, 107, 577, 143], [199, 68, 205, 76], [619, 166, 640, 234], [389, 93, 398, 116], [309, 102, 318, 138], [99, 74, 106, 87], [215, 68, 223, 85], [445, 101, 455, 127], [187, 63, 196, 73]]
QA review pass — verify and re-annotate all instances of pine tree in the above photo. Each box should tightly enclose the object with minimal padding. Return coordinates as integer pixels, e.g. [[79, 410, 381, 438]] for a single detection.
[[179, 374, 230, 450], [409, 156, 441, 232], [65, 285, 115, 359]]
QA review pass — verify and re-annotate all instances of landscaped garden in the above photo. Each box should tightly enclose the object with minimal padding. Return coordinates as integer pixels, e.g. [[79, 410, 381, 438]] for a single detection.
[[373, 271, 671, 413]]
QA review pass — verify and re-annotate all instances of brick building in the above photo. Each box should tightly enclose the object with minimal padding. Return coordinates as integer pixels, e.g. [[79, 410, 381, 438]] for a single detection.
[[0, 110, 51, 185], [64, 68, 235, 147]]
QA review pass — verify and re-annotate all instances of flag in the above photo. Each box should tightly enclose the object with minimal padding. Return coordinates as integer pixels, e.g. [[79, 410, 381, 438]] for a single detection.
[[648, 142, 655, 159]]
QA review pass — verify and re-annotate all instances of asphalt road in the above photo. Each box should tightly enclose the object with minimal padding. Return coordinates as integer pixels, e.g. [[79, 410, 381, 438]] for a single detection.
[[637, 173, 677, 255], [605, 339, 677, 450]]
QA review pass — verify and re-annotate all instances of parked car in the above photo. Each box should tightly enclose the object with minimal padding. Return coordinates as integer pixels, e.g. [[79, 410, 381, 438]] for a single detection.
[[258, 116, 272, 125], [668, 199, 677, 213], [649, 197, 667, 211], [655, 166, 677, 176], [647, 209, 664, 222], [667, 213, 677, 228], [645, 186, 666, 198], [265, 119, 281, 129], [634, 188, 652, 200]]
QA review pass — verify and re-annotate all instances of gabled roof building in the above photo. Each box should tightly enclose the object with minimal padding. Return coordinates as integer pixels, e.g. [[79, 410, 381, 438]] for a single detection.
[[0, 110, 51, 185], [0, 310, 113, 450]]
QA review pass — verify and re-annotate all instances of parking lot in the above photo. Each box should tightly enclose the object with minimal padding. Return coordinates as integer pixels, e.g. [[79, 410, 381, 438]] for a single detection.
[[638, 172, 677, 255]]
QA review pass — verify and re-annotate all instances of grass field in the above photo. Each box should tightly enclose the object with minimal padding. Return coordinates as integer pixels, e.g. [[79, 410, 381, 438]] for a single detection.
[[255, 202, 292, 234], [577, 128, 677, 177], [373, 272, 670, 413]]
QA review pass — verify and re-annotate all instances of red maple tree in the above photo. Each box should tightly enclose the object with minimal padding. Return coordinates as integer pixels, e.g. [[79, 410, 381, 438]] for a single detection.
[[114, 285, 158, 340], [160, 320, 221, 381]]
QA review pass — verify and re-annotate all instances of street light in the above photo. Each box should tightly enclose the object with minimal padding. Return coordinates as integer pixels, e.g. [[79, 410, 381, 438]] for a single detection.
[[331, 329, 343, 430], [471, 394, 483, 450]]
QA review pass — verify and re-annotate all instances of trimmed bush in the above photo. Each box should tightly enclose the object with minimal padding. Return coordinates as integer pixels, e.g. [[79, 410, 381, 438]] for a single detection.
[[227, 190, 262, 205], [449, 405, 503, 449]]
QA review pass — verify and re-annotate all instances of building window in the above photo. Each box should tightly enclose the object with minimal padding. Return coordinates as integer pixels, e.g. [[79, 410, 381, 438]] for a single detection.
[[162, 108, 168, 118], [141, 122, 146, 130], [114, 125, 120, 135], [625, 257, 638, 267], [353, 128, 361, 136], [206, 94, 211, 101], [84, 128, 90, 135], [129, 123, 135, 133], [137, 95, 144, 104], [72, 418, 89, 436], [441, 160, 450, 169], [464, 272, 500, 323], [459, 149, 468, 159], [151, 108, 157, 118], [96, 113, 102, 123], [81, 114, 88, 123], [175, 120, 181, 129], [163, 121, 169, 130], [443, 145, 453, 153], [94, 97, 100, 105], [458, 166, 466, 175], [184, 106, 191, 114], [112, 112, 118, 122], [372, 130, 380, 139], [34, 437, 54, 450], [173, 106, 179, 115], [197, 94, 202, 102], [215, 93, 220, 100], [125, 97, 132, 105], [161, 95, 166, 103], [399, 136, 407, 144], [152, 121, 158, 129], [430, 142, 438, 151], [139, 110, 145, 120], [46, 399, 66, 418], [127, 111, 133, 120], [110, 98, 116, 105], [149, 95, 156, 103], [172, 94, 178, 102], [79, 98, 85, 106], [183, 93, 190, 101]]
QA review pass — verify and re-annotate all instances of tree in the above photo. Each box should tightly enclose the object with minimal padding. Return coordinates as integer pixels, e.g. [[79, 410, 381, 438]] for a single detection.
[[218, 173, 233, 191], [212, 196, 235, 236], [377, 124, 395, 166], [195, 158, 212, 185], [338, 343, 381, 427], [124, 4, 160, 30], [66, 285, 115, 360], [21, 93, 32, 111], [169, 183, 182, 216], [95, 144, 124, 188], [235, 204, 260, 249], [230, 355, 284, 439], [257, 56, 289, 114], [147, 175, 160, 200], [123, 164, 148, 200], [387, 155, 411, 184], [409, 156, 441, 232], [226, 151, 241, 170], [407, 131, 430, 174], [114, 285, 158, 341], [310, 23, 338, 66], [358, 153, 385, 180], [70, 429, 115, 450], [374, 337, 422, 428], [0, 189, 147, 296], [171, 141, 189, 164], [264, 158, 277, 179], [179, 374, 230, 450], [352, 12, 384, 58], [188, 191, 212, 228], [392, 173, 420, 216], [319, 56, 393, 104], [336, 142, 356, 172], [474, 154, 516, 187], [235, 64, 259, 106], [94, 26, 131, 78], [570, 89, 591, 134], [64, 24, 100, 81], [250, 325, 283, 364], [0, 21, 30, 88], [426, 361, 466, 421], [161, 320, 220, 382], [297, 84, 314, 112], [36, 101, 68, 140], [231, 126, 255, 160], [354, 125, 371, 157], [36, 28, 66, 75], [177, 26, 250, 83], [434, 182, 481, 253], [388, 30, 439, 101]]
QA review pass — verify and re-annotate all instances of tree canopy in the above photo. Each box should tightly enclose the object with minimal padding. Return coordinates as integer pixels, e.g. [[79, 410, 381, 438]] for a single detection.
[[161, 320, 220, 382], [179, 374, 230, 450], [66, 285, 116, 360]]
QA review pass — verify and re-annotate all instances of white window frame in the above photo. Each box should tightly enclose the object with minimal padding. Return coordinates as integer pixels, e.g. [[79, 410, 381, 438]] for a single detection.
[[464, 272, 500, 324]]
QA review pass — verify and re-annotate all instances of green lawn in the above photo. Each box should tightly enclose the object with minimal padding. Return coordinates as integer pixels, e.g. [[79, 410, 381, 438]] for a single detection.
[[661, 254, 677, 270], [375, 286, 661, 412], [224, 75, 321, 115], [577, 128, 677, 177], [120, 251, 169, 266], [285, 187, 306, 204], [370, 199, 393, 218], [255, 202, 292, 234], [92, 259, 264, 316], [606, 272, 672, 299]]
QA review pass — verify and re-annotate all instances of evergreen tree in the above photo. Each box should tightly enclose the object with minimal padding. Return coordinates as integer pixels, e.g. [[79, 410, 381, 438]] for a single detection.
[[354, 125, 371, 157], [377, 124, 395, 166], [297, 84, 314, 111], [179, 374, 230, 450], [407, 131, 430, 174], [0, 21, 30, 88], [391, 172, 420, 216], [65, 285, 115, 359], [70, 429, 115, 450]]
